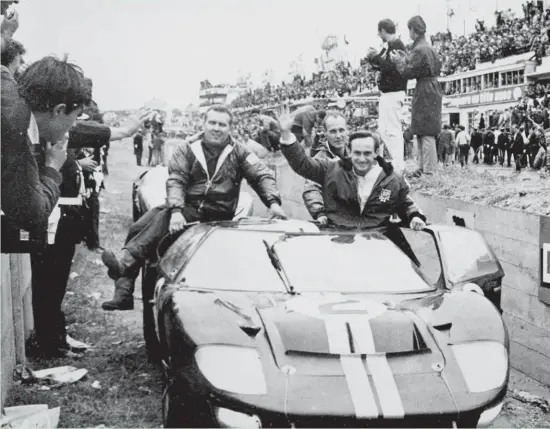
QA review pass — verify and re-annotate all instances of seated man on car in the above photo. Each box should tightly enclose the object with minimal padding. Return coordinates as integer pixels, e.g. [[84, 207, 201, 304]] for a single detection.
[[101, 104, 286, 311], [278, 110, 427, 234]]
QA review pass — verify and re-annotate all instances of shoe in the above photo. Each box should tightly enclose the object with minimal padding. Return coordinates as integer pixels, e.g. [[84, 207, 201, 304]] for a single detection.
[[101, 277, 135, 311]]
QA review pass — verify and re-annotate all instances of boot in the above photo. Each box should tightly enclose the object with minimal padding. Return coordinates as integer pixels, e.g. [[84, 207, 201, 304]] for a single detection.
[[102, 248, 137, 280], [102, 276, 136, 311]]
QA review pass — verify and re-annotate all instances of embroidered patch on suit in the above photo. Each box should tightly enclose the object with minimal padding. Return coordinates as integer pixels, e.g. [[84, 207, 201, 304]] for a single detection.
[[379, 189, 391, 202]]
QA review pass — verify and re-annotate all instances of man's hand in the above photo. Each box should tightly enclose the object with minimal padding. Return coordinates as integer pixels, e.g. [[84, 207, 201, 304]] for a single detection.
[[269, 203, 287, 220], [366, 47, 378, 59], [1, 9, 19, 39], [126, 107, 153, 134], [276, 104, 295, 141], [410, 216, 426, 231], [44, 135, 68, 171], [169, 211, 187, 234], [78, 156, 98, 173], [317, 215, 329, 225]]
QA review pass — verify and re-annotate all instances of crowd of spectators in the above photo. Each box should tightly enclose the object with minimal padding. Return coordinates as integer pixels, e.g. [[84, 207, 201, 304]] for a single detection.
[[231, 62, 377, 109], [229, 1, 550, 111], [433, 1, 550, 76]]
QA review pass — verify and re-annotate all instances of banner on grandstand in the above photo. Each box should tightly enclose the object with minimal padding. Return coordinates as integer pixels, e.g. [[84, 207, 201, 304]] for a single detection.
[[448, 86, 525, 108]]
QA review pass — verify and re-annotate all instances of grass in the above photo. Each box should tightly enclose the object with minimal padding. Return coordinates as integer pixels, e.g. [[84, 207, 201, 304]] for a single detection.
[[406, 162, 550, 215], [4, 140, 162, 428]]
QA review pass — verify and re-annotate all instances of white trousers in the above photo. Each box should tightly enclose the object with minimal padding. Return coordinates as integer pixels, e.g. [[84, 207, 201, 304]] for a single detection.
[[378, 91, 406, 172]]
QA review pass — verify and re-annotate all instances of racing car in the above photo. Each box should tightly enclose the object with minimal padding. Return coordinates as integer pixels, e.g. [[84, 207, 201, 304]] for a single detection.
[[150, 218, 508, 428]]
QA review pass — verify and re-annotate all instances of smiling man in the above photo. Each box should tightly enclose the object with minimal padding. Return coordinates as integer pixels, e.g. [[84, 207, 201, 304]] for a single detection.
[[278, 110, 426, 232], [101, 104, 286, 310], [302, 110, 349, 225]]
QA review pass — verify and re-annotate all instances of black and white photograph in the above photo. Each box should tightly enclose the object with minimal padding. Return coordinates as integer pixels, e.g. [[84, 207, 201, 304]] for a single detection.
[[1, 0, 549, 427]]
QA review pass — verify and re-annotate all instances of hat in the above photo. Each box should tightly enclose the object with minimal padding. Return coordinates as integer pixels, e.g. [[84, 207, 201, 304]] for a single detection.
[[408, 15, 427, 35]]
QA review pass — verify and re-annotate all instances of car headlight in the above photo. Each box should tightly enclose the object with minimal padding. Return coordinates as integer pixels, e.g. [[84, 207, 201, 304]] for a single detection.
[[195, 346, 267, 395], [216, 408, 262, 428], [451, 341, 508, 393]]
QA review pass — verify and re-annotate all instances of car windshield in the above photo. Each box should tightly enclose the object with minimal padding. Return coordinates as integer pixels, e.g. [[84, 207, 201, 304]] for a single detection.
[[181, 229, 433, 293]]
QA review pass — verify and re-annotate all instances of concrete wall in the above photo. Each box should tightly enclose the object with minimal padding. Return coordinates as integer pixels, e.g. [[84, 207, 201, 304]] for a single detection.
[[1, 254, 34, 412], [251, 157, 550, 386], [411, 193, 550, 386]]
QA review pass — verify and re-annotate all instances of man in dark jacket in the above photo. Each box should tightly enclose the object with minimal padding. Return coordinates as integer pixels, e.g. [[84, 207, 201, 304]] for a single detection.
[[278, 112, 426, 232], [497, 128, 509, 166], [470, 128, 483, 163], [303, 111, 349, 224], [511, 125, 525, 171], [366, 19, 408, 172], [101, 105, 286, 310], [437, 124, 455, 166], [392, 16, 442, 176], [1, 56, 88, 246], [291, 104, 326, 148], [133, 130, 144, 166]]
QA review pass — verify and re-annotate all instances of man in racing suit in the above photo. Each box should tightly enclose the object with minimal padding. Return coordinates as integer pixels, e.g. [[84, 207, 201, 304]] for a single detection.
[[278, 110, 426, 234], [101, 105, 286, 310], [302, 111, 349, 224]]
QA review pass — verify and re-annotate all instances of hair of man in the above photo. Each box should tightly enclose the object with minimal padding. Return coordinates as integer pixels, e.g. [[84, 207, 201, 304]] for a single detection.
[[204, 104, 233, 125], [378, 19, 397, 34], [17, 55, 88, 113], [1, 38, 25, 67]]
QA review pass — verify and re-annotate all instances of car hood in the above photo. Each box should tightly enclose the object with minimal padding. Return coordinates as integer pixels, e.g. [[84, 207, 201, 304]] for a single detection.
[[161, 286, 507, 419]]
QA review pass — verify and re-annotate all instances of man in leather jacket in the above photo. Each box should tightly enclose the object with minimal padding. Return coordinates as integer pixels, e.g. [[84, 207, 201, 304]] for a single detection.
[[101, 105, 286, 310]]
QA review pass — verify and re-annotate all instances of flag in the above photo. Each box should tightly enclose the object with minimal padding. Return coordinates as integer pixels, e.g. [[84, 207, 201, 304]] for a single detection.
[[448, 8, 455, 17], [344, 34, 350, 45]]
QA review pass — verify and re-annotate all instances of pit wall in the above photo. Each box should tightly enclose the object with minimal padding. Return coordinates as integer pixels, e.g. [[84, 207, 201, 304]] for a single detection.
[[244, 158, 550, 387], [0, 254, 34, 411]]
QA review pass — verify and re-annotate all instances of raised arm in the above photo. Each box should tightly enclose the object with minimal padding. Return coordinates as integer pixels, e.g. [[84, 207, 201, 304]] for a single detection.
[[277, 112, 329, 185]]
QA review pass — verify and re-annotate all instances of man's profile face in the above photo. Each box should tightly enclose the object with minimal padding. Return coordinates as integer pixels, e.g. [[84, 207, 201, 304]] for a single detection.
[[204, 110, 231, 146], [49, 104, 83, 143], [350, 137, 377, 174], [324, 115, 349, 149]]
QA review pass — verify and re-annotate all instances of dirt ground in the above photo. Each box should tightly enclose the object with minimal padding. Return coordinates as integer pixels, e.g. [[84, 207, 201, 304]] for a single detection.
[[4, 139, 550, 428], [404, 159, 550, 216]]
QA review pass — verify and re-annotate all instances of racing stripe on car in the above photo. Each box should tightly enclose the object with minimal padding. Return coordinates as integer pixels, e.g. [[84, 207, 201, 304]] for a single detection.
[[348, 318, 376, 354], [341, 356, 379, 419], [325, 319, 350, 354], [326, 319, 379, 419], [366, 354, 405, 418]]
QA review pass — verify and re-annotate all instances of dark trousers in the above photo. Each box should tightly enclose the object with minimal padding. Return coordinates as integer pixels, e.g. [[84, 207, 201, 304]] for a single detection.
[[458, 145, 470, 167], [135, 151, 143, 166], [85, 192, 100, 249], [471, 143, 482, 163], [30, 234, 76, 351]]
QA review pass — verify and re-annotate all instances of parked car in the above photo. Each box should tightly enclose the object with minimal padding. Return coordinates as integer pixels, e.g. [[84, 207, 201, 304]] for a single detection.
[[149, 218, 508, 428]]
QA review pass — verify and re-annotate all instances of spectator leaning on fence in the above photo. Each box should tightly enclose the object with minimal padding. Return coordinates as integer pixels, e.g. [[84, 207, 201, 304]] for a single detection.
[[1, 56, 89, 241]]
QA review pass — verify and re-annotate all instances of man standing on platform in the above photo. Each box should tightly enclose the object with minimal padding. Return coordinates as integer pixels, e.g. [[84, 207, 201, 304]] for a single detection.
[[391, 16, 442, 176], [365, 19, 408, 173]]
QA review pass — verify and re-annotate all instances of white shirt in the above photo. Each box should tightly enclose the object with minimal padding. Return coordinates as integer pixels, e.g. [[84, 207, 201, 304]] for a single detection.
[[355, 164, 382, 212], [456, 130, 469, 146], [28, 112, 39, 145]]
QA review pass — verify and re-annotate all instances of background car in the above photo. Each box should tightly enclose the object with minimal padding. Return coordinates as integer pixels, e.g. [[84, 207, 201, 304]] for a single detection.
[[151, 218, 508, 428]]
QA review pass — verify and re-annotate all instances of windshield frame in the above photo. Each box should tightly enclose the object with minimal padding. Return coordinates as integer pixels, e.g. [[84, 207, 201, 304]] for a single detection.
[[175, 228, 437, 294]]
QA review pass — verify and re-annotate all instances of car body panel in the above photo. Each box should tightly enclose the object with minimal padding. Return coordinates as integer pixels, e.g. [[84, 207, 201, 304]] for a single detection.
[[152, 220, 508, 426]]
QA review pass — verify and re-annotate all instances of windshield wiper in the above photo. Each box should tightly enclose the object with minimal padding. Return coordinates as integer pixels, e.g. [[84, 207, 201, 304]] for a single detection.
[[263, 239, 296, 295]]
